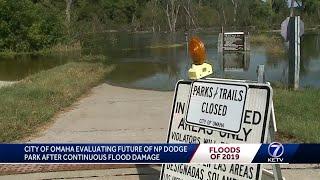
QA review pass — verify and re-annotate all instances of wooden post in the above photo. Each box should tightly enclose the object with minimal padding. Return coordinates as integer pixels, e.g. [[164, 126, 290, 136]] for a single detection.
[[257, 65, 283, 180], [185, 31, 189, 58], [222, 26, 224, 53], [244, 32, 250, 51], [257, 65, 265, 83], [218, 27, 224, 52]]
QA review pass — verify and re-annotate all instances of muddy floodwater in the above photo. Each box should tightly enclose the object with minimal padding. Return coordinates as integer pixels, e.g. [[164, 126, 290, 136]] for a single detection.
[[1, 32, 320, 91]]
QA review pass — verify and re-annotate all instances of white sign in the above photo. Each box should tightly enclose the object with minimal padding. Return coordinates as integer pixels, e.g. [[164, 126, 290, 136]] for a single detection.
[[160, 80, 273, 180], [281, 17, 290, 41], [223, 32, 245, 51], [287, 0, 302, 8], [281, 16, 304, 41], [186, 80, 248, 133]]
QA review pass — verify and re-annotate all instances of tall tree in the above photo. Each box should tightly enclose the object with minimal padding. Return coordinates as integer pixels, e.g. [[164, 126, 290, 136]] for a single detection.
[[165, 0, 181, 32], [231, 0, 239, 23], [65, 0, 73, 33], [183, 0, 197, 29]]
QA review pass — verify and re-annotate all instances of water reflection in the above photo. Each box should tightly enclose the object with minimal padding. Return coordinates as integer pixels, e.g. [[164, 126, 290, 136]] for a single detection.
[[105, 45, 190, 91], [0, 55, 70, 81], [0, 32, 319, 90], [96, 32, 320, 90], [221, 52, 250, 72]]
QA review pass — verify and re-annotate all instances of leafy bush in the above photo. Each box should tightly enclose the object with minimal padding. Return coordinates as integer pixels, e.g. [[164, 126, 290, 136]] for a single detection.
[[0, 0, 64, 52]]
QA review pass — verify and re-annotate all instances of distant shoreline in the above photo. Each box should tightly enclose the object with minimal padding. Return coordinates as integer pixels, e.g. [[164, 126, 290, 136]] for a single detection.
[[80, 25, 320, 34]]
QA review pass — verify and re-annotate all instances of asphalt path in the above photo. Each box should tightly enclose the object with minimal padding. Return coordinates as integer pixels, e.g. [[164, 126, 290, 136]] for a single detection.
[[4, 83, 319, 179]]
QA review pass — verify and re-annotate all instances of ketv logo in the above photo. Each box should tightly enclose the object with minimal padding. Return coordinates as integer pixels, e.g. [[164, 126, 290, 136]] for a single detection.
[[267, 142, 284, 163]]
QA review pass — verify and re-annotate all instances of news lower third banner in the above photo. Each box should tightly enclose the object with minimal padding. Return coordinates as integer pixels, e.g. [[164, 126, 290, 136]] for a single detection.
[[0, 143, 319, 164]]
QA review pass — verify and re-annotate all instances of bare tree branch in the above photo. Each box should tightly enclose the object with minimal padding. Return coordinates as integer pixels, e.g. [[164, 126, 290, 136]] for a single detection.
[[183, 6, 197, 29]]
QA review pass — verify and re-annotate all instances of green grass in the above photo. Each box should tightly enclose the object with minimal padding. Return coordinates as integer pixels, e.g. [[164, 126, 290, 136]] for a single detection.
[[122, 43, 184, 51], [250, 34, 274, 44], [0, 50, 32, 58], [0, 41, 82, 57], [250, 34, 285, 56], [39, 41, 82, 55], [146, 43, 184, 49], [0, 62, 113, 142], [274, 88, 320, 143]]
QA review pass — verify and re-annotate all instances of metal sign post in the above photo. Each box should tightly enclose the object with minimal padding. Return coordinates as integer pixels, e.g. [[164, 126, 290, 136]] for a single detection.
[[288, 16, 302, 90], [257, 65, 283, 180], [281, 0, 304, 90]]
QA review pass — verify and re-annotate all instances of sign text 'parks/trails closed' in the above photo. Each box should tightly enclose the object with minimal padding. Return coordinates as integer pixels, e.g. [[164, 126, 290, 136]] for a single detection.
[[160, 80, 273, 180], [186, 81, 248, 133]]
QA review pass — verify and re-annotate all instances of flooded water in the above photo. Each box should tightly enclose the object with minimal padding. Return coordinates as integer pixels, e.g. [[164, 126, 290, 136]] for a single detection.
[[1, 31, 320, 91], [0, 54, 77, 81], [83, 32, 320, 90]]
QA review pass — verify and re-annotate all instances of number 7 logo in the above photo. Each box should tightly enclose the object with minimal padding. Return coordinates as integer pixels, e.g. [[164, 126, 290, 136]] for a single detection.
[[268, 142, 284, 158]]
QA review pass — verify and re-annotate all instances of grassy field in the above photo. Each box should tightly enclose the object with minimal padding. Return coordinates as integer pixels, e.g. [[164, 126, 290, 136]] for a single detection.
[[0, 62, 113, 142], [274, 88, 320, 143]]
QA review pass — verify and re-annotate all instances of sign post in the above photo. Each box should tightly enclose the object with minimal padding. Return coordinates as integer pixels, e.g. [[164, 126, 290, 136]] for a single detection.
[[281, 0, 304, 90], [288, 16, 302, 90], [257, 65, 283, 180]]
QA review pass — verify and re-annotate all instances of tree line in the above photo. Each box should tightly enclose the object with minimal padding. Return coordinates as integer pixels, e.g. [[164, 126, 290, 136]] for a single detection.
[[1, 0, 320, 52]]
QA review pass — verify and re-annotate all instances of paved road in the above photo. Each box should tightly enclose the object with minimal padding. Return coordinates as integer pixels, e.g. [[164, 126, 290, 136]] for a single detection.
[[6, 83, 319, 179], [30, 83, 173, 143]]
